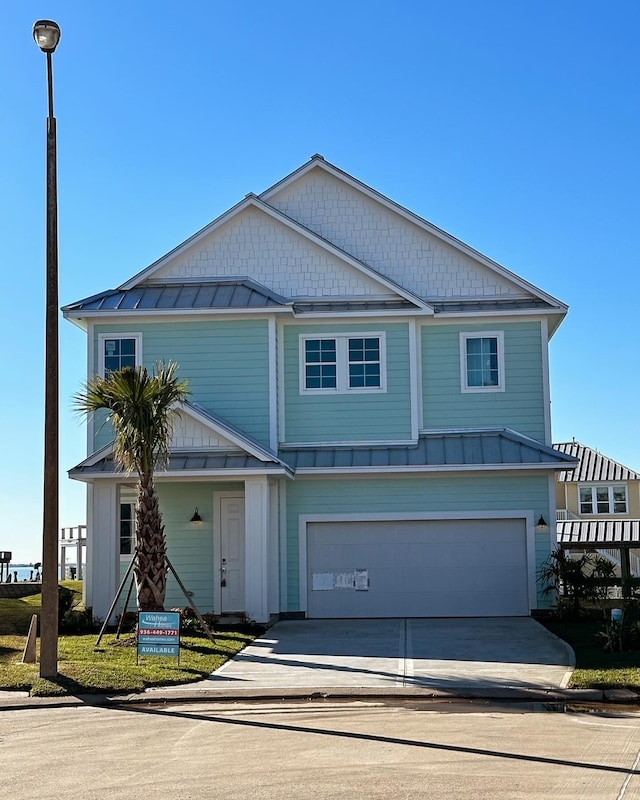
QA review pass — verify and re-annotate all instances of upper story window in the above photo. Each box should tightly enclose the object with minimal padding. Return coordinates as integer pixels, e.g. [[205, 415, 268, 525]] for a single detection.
[[579, 485, 628, 515], [460, 331, 505, 393], [300, 333, 386, 394], [98, 333, 142, 377]]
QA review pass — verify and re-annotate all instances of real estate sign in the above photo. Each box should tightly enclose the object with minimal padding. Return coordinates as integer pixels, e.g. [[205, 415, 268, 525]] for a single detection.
[[137, 611, 181, 663]]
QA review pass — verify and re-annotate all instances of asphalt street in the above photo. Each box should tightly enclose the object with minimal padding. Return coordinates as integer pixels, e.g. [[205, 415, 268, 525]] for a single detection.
[[3, 699, 640, 799]]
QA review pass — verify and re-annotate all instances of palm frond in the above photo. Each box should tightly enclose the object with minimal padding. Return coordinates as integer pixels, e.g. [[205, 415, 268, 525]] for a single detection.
[[74, 361, 190, 476]]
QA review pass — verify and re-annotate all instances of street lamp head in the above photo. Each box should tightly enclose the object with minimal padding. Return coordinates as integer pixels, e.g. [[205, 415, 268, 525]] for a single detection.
[[33, 20, 61, 53]]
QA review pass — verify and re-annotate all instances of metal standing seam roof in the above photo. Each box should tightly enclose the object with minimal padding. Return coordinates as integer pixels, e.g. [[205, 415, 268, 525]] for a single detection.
[[69, 450, 288, 477], [554, 441, 640, 483], [557, 519, 640, 548], [62, 279, 290, 314], [70, 428, 575, 479], [280, 429, 577, 471]]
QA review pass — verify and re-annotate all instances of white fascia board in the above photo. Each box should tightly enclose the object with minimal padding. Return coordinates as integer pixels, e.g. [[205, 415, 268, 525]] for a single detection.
[[282, 439, 418, 449], [177, 401, 279, 464], [300, 509, 534, 523], [292, 309, 428, 319], [292, 463, 569, 475], [76, 441, 115, 468], [64, 307, 294, 323], [428, 308, 566, 324], [541, 317, 552, 444], [118, 195, 257, 290], [261, 157, 567, 311], [70, 468, 291, 483]]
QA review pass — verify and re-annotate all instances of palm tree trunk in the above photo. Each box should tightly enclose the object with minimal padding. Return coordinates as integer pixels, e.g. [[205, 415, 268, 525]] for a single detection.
[[134, 474, 167, 611]]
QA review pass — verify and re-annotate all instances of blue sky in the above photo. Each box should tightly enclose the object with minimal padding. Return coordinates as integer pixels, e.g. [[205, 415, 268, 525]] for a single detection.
[[2, 1, 639, 561]]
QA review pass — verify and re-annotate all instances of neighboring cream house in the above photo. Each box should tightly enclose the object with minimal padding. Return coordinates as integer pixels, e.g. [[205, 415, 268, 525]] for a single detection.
[[555, 440, 640, 580]]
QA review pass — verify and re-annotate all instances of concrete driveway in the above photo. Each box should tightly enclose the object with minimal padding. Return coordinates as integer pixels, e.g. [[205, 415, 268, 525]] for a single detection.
[[180, 617, 574, 694]]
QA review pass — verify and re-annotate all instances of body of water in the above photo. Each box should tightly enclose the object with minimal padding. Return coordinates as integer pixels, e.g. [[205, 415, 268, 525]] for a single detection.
[[4, 565, 82, 582]]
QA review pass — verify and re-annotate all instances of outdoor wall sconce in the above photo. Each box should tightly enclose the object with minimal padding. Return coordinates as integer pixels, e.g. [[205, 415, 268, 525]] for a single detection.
[[536, 515, 547, 528], [190, 507, 203, 525]]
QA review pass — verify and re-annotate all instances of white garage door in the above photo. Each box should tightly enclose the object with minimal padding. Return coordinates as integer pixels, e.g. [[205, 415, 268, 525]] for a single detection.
[[307, 519, 529, 618]]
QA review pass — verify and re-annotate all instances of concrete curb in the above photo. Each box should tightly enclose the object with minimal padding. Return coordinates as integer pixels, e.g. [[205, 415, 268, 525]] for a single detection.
[[0, 685, 636, 712]]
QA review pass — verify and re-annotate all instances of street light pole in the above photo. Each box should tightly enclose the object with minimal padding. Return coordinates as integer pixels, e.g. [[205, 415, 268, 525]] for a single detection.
[[33, 19, 61, 679]]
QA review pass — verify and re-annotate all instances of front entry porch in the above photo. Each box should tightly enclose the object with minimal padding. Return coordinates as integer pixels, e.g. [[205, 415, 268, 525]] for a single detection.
[[86, 476, 281, 625]]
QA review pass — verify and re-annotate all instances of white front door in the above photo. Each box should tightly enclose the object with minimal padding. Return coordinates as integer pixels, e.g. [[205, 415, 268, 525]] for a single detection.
[[218, 493, 245, 614]]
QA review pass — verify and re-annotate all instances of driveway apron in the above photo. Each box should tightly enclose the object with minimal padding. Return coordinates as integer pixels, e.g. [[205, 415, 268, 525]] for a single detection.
[[183, 617, 574, 692]]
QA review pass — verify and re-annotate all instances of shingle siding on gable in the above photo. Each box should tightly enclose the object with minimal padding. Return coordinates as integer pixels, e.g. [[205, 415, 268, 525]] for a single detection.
[[282, 322, 412, 443], [422, 321, 545, 441], [152, 208, 391, 299], [266, 172, 523, 301]]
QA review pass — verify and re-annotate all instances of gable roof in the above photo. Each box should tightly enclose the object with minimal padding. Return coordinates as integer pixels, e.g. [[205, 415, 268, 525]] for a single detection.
[[116, 194, 431, 310], [69, 401, 293, 480], [261, 155, 567, 314], [63, 156, 566, 330], [554, 441, 640, 483]]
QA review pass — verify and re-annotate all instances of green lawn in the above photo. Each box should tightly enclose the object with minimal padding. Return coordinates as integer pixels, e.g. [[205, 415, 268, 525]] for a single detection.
[[0, 586, 254, 697], [4, 586, 640, 696], [542, 614, 640, 690]]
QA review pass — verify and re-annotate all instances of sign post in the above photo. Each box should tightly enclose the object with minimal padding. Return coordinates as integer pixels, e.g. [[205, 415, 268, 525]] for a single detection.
[[137, 611, 181, 665]]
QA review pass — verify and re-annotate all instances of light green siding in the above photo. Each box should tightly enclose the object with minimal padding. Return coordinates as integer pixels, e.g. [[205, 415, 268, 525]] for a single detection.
[[422, 321, 545, 441], [117, 481, 243, 613], [285, 473, 552, 610], [283, 322, 412, 442], [93, 320, 271, 451]]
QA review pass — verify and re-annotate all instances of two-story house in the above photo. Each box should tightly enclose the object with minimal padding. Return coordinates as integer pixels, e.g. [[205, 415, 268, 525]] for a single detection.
[[555, 440, 640, 581], [64, 155, 576, 624]]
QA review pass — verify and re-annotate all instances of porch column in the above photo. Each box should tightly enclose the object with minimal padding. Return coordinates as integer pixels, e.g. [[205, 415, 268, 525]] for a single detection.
[[244, 477, 269, 624], [87, 482, 118, 623]]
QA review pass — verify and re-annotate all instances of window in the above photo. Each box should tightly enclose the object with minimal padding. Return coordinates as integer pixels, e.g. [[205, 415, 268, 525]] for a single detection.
[[460, 332, 505, 392], [301, 333, 386, 393], [304, 339, 337, 389], [119, 488, 136, 556], [119, 503, 134, 555], [98, 333, 141, 377], [579, 485, 628, 515], [348, 338, 381, 388]]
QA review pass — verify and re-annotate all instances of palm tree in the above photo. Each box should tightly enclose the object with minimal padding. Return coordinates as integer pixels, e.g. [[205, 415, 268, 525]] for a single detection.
[[75, 362, 189, 611]]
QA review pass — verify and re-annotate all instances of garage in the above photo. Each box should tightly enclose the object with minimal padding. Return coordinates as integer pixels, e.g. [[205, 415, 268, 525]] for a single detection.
[[306, 518, 530, 618]]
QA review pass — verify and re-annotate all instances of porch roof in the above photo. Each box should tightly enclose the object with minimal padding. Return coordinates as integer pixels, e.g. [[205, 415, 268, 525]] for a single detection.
[[62, 279, 291, 314], [557, 519, 640, 549], [280, 428, 577, 472], [69, 449, 292, 480]]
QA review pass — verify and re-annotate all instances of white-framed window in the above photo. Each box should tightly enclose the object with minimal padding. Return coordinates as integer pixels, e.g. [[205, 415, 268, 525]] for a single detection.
[[460, 331, 505, 393], [119, 487, 136, 556], [579, 485, 628, 515], [98, 333, 142, 377], [300, 333, 386, 394]]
